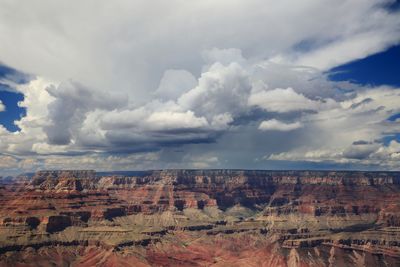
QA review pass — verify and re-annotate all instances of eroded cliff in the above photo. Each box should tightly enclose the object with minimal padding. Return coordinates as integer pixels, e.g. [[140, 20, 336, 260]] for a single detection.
[[0, 170, 399, 266]]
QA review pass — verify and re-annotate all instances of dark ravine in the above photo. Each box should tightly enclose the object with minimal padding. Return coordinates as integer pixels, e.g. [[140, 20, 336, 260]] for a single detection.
[[0, 169, 400, 266]]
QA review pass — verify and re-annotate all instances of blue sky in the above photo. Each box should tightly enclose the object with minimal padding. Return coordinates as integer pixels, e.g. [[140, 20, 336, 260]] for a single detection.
[[329, 44, 400, 87], [330, 45, 400, 148], [0, 90, 25, 132], [0, 65, 27, 132], [0, 1, 399, 174]]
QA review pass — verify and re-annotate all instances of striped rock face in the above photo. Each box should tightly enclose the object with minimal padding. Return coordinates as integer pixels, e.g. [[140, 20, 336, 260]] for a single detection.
[[0, 170, 400, 266]]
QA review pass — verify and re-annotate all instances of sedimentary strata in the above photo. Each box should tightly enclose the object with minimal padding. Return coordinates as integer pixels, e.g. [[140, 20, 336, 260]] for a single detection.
[[0, 170, 399, 266]]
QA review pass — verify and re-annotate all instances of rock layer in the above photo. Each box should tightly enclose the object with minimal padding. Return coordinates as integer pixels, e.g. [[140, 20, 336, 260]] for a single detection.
[[0, 170, 399, 266]]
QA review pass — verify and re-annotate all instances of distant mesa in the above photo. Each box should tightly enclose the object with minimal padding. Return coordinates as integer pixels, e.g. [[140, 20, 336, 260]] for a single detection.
[[34, 170, 96, 179]]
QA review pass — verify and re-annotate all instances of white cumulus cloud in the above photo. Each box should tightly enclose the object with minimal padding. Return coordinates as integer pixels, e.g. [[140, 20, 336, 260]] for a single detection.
[[0, 100, 5, 112], [259, 119, 303, 131]]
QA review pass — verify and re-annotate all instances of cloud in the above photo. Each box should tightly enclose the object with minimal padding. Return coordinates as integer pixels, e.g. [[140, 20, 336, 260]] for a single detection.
[[0, 150, 163, 176], [0, 100, 4, 112], [1, 0, 399, 100], [44, 81, 126, 145], [342, 143, 379, 160], [0, 1, 399, 172], [259, 119, 302, 131], [1, 50, 400, 172], [0, 155, 18, 168], [248, 87, 334, 113], [293, 18, 400, 70], [265, 86, 400, 168], [154, 70, 197, 101], [181, 153, 220, 169], [42, 152, 161, 171], [178, 62, 251, 119], [145, 111, 208, 131], [268, 140, 400, 169], [0, 78, 55, 156], [202, 48, 246, 67]]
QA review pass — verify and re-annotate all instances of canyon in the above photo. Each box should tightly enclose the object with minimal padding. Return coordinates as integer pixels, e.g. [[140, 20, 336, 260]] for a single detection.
[[0, 169, 399, 266]]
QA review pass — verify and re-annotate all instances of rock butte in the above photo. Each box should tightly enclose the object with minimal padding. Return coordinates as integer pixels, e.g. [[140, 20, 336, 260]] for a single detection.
[[0, 169, 400, 266]]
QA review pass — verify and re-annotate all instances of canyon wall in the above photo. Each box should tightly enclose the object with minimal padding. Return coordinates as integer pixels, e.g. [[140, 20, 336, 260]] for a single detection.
[[0, 170, 399, 266]]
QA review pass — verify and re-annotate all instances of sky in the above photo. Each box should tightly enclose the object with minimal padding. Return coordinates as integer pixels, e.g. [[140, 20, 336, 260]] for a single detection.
[[0, 0, 400, 175]]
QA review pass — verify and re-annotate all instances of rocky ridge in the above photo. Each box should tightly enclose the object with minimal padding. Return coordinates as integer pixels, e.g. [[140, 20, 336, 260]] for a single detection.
[[0, 170, 399, 266]]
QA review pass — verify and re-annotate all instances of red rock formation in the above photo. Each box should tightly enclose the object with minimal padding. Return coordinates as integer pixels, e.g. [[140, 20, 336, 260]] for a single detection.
[[0, 169, 399, 266]]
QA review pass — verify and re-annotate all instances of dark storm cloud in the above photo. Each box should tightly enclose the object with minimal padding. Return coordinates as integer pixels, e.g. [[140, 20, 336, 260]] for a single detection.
[[44, 81, 126, 145]]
